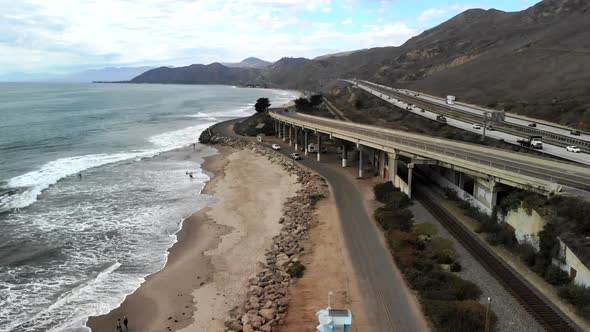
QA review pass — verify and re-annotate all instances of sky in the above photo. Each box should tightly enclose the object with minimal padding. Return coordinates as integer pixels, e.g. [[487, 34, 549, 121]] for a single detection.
[[0, 0, 540, 75]]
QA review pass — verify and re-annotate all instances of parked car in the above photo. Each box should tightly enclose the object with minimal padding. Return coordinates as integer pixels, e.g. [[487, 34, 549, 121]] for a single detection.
[[570, 130, 581, 136], [271, 144, 280, 150], [291, 152, 302, 160], [566, 145, 581, 153], [472, 123, 482, 130], [436, 115, 447, 123], [528, 123, 537, 127]]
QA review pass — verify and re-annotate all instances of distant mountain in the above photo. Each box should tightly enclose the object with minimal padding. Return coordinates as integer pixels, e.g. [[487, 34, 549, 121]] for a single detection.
[[131, 63, 260, 85], [128, 0, 590, 126], [222, 57, 272, 68], [0, 66, 155, 83]]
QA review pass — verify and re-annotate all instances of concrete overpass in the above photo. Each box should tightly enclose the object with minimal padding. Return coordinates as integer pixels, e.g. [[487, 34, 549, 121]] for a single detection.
[[270, 110, 590, 213]]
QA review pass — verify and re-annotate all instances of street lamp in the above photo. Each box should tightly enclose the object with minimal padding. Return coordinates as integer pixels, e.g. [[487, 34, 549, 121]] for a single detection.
[[485, 297, 492, 332]]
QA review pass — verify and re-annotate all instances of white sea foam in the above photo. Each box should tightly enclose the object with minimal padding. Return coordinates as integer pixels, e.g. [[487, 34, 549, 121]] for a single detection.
[[0, 121, 216, 212]]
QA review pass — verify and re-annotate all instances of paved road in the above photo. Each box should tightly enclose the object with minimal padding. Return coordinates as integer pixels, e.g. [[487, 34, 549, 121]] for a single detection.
[[353, 80, 590, 166], [213, 120, 428, 331]]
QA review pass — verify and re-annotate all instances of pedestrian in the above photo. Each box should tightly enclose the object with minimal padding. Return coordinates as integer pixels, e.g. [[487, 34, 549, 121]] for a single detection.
[[189, 172, 194, 179], [123, 316, 128, 330], [192, 143, 196, 151], [116, 318, 123, 332], [78, 172, 82, 180]]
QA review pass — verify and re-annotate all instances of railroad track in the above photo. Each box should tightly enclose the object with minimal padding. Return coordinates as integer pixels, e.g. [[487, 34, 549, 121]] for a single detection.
[[414, 180, 578, 331], [358, 82, 590, 151]]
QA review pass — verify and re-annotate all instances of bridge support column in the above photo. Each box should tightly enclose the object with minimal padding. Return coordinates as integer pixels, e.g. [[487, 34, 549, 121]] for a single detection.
[[342, 144, 347, 167], [304, 130, 308, 156], [379, 150, 385, 178], [407, 163, 414, 198], [294, 126, 298, 151], [317, 134, 321, 162], [358, 145, 363, 178], [288, 125, 292, 146], [282, 123, 287, 141], [388, 152, 398, 184], [275, 120, 279, 137], [474, 178, 499, 210]]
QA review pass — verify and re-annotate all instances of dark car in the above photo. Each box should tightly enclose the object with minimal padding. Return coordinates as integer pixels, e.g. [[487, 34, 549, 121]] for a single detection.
[[436, 115, 447, 123], [528, 123, 537, 127], [571, 130, 581, 136]]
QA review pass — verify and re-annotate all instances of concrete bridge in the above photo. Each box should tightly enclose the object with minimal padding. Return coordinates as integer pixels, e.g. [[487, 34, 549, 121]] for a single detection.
[[270, 110, 590, 213]]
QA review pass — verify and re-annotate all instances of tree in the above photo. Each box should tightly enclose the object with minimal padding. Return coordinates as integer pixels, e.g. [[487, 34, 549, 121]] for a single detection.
[[294, 97, 311, 111], [254, 97, 271, 113], [310, 94, 323, 107]]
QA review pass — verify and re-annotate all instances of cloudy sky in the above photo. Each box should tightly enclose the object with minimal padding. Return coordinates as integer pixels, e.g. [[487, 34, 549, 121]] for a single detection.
[[1, 0, 539, 74]]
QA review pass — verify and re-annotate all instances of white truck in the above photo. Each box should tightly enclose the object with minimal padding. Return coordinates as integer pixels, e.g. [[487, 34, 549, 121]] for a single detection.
[[307, 143, 317, 153], [446, 95, 456, 105]]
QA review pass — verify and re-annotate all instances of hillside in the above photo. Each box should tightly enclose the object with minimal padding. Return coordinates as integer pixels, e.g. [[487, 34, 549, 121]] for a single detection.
[[130, 0, 590, 125], [130, 63, 260, 85], [222, 57, 271, 68]]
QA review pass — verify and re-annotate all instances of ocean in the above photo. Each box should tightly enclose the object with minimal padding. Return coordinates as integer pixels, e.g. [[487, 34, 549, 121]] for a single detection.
[[0, 82, 298, 332]]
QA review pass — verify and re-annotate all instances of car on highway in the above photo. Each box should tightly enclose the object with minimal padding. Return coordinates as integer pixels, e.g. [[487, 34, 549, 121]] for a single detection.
[[566, 145, 581, 153], [271, 144, 280, 150], [472, 124, 482, 130], [486, 125, 495, 131], [290, 152, 302, 160], [436, 115, 447, 123], [528, 123, 537, 127], [570, 130, 581, 136]]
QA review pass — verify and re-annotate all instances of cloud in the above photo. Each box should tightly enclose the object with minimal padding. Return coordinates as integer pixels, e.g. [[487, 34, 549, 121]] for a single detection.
[[0, 0, 417, 73]]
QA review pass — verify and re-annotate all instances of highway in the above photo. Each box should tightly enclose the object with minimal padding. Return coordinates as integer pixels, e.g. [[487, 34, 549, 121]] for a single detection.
[[350, 80, 590, 166], [271, 110, 590, 193]]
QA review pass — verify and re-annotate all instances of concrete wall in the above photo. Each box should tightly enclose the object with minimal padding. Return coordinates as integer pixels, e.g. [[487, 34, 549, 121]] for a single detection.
[[506, 207, 590, 287], [393, 175, 410, 197], [504, 207, 547, 250], [558, 241, 590, 287], [424, 166, 491, 215]]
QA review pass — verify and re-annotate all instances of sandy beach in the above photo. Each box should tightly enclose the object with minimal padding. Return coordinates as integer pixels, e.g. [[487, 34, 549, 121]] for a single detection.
[[87, 145, 300, 332]]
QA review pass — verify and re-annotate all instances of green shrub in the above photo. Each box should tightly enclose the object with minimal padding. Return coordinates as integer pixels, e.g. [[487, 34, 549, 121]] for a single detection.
[[287, 262, 306, 278], [309, 194, 326, 207], [375, 207, 414, 232], [385, 191, 412, 209], [433, 250, 456, 264], [558, 284, 590, 320], [373, 181, 397, 203], [448, 274, 482, 300], [413, 223, 438, 237], [486, 227, 517, 247], [450, 262, 462, 272], [442, 187, 460, 201], [543, 265, 570, 286], [425, 300, 497, 332], [516, 243, 537, 267]]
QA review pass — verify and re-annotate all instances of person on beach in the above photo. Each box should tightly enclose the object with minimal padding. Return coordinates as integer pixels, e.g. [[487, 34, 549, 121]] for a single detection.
[[78, 172, 82, 180], [189, 172, 194, 179], [193, 143, 196, 151], [123, 316, 128, 330], [116, 319, 123, 332]]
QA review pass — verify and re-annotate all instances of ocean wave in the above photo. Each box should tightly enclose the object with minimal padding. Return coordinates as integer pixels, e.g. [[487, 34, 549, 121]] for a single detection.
[[0, 121, 216, 212]]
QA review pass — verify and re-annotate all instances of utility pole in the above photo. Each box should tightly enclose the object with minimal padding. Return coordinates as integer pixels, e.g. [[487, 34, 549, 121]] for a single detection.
[[482, 111, 488, 143], [484, 297, 492, 332]]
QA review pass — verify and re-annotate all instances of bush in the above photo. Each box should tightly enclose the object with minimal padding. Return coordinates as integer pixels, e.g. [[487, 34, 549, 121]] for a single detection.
[[373, 181, 397, 203], [486, 227, 517, 247], [309, 194, 326, 207], [450, 262, 462, 272], [413, 223, 438, 237], [516, 243, 537, 267], [425, 300, 496, 332], [448, 274, 482, 300], [558, 284, 590, 320], [385, 191, 412, 209], [287, 262, 306, 278], [543, 265, 570, 286], [375, 207, 414, 232]]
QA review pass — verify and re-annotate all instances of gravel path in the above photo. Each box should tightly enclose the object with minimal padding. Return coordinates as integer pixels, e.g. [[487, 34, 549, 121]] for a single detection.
[[410, 194, 544, 332]]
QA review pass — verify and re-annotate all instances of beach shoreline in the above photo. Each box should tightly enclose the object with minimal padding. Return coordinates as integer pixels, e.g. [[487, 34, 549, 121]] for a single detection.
[[87, 143, 301, 332]]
